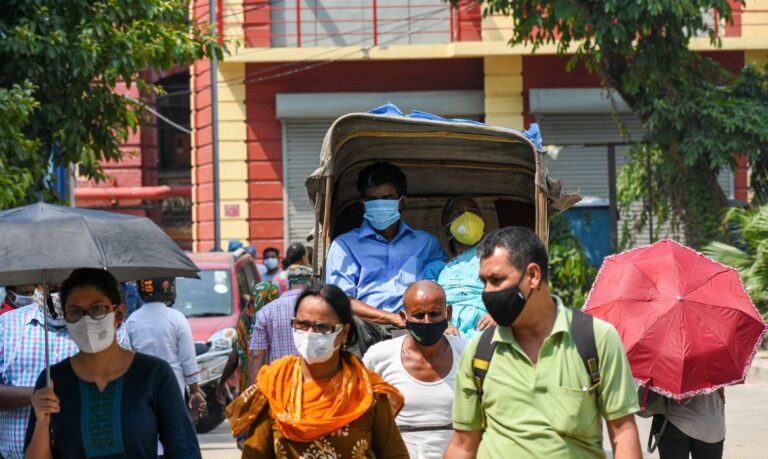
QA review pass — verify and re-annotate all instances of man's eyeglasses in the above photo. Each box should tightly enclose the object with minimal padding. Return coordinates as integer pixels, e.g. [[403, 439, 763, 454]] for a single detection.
[[291, 319, 343, 335], [64, 304, 117, 323]]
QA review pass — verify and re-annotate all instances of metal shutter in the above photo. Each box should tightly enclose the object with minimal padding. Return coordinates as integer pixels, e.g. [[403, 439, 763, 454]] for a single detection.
[[283, 120, 334, 246], [536, 114, 733, 247]]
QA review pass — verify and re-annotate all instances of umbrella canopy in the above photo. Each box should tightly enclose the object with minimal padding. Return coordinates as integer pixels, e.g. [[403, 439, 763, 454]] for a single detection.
[[583, 239, 767, 400], [0, 203, 199, 285]]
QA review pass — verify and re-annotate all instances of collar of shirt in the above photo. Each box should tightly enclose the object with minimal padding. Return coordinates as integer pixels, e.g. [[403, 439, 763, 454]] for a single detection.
[[357, 219, 414, 243], [493, 302, 571, 347], [281, 288, 305, 298], [23, 302, 50, 327], [447, 245, 478, 266]]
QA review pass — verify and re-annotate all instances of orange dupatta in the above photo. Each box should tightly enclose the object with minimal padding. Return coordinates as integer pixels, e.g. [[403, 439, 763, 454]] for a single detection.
[[255, 353, 403, 443]]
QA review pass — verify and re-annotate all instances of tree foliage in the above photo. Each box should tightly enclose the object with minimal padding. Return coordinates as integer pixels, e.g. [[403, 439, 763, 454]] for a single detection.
[[0, 0, 220, 208], [702, 204, 768, 318], [475, 0, 768, 248]]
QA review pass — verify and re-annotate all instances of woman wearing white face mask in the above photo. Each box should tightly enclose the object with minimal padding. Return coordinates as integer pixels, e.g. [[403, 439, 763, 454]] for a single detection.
[[226, 284, 409, 458], [24, 268, 201, 459]]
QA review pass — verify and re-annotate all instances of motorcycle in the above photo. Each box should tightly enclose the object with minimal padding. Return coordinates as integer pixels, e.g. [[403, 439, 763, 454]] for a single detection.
[[192, 342, 234, 434]]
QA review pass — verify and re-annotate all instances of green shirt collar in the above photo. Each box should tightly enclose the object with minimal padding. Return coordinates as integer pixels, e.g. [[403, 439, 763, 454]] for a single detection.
[[493, 297, 570, 345]]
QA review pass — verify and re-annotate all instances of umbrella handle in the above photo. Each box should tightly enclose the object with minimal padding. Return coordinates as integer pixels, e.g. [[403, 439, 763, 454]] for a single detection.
[[640, 384, 650, 411]]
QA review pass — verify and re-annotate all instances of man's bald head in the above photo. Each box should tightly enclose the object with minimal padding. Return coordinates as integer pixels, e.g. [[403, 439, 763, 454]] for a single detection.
[[403, 280, 446, 315]]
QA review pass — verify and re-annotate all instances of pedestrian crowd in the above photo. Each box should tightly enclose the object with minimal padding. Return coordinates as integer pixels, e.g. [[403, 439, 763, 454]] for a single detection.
[[0, 161, 727, 459]]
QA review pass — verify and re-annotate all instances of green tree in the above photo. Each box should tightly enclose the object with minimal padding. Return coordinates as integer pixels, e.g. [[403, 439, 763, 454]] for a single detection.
[[472, 0, 768, 248], [702, 204, 768, 318], [0, 0, 221, 208]]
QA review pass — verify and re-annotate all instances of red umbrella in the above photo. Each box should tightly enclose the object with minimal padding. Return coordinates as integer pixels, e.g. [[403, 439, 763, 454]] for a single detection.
[[583, 239, 766, 400]]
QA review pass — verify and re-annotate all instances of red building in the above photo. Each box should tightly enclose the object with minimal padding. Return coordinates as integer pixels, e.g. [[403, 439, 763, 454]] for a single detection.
[[78, 1, 768, 254]]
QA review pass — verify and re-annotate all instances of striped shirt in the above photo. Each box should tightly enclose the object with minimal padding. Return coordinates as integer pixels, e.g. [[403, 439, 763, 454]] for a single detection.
[[249, 289, 302, 363], [0, 304, 131, 459]]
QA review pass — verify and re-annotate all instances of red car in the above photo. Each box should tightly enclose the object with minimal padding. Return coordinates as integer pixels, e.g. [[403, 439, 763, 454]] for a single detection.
[[173, 250, 261, 348]]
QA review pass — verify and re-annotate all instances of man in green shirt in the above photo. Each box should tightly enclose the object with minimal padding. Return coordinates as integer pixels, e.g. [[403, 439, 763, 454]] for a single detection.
[[446, 227, 641, 459]]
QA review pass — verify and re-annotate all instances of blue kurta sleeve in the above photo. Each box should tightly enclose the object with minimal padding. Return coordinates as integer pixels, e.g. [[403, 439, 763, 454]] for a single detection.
[[151, 359, 202, 459]]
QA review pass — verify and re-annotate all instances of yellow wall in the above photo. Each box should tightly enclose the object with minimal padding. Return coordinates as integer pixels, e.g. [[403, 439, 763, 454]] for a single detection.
[[217, 62, 250, 248], [744, 1, 768, 39], [745, 49, 768, 66], [221, 0, 244, 42], [483, 56, 524, 130]]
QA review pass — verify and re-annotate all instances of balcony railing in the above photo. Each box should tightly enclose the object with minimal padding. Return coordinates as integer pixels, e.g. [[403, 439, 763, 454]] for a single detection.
[[232, 0, 481, 48], [221, 1, 766, 49]]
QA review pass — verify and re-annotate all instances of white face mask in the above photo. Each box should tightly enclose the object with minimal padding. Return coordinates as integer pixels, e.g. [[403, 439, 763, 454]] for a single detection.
[[34, 290, 66, 328], [292, 328, 342, 364], [66, 312, 116, 354]]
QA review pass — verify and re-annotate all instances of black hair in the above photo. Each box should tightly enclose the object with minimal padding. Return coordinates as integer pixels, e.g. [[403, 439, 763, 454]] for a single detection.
[[60, 268, 121, 308], [356, 161, 407, 198], [284, 242, 307, 266], [263, 247, 279, 258], [442, 195, 481, 226], [294, 284, 358, 348], [477, 227, 549, 282]]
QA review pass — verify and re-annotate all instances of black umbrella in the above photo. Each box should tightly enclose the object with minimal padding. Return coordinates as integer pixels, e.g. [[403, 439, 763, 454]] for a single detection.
[[0, 202, 199, 384], [0, 202, 198, 284]]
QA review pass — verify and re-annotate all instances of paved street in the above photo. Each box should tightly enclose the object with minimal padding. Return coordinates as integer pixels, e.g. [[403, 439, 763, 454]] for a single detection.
[[200, 383, 768, 458]]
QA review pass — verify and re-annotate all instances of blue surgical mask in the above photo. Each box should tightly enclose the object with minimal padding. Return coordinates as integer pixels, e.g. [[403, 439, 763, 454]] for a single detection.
[[264, 257, 279, 270], [363, 198, 401, 230], [10, 292, 35, 308]]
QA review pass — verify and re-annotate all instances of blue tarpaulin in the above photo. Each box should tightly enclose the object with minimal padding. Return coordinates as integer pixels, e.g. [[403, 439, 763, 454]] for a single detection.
[[368, 102, 544, 151]]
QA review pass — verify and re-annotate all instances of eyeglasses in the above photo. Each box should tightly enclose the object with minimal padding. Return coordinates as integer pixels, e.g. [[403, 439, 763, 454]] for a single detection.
[[291, 319, 343, 335], [64, 304, 117, 323]]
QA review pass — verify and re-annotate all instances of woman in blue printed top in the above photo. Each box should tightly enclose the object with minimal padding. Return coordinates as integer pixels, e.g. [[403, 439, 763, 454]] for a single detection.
[[24, 268, 201, 459]]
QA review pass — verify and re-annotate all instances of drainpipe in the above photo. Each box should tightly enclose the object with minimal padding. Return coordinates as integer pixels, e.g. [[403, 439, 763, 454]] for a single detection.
[[74, 185, 192, 201], [210, 0, 221, 251]]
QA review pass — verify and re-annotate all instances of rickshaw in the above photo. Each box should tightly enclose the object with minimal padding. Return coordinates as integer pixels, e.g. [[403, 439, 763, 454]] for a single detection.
[[305, 104, 581, 278]]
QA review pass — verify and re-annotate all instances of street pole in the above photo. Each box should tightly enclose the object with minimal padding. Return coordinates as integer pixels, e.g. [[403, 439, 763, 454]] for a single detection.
[[647, 147, 654, 243], [210, 0, 221, 251], [607, 144, 618, 252]]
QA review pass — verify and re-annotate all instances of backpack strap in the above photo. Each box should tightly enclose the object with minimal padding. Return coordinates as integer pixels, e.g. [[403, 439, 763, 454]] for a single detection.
[[472, 326, 498, 397], [571, 310, 601, 395]]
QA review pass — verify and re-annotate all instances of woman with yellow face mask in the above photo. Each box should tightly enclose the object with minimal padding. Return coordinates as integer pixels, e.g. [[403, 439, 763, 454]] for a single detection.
[[423, 197, 495, 338]]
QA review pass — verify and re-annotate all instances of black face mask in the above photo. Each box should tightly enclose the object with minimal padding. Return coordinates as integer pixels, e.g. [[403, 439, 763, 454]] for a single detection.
[[405, 319, 448, 347], [482, 281, 529, 327]]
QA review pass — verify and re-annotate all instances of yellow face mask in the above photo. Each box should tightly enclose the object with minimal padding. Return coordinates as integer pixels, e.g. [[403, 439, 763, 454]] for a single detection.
[[449, 211, 485, 246]]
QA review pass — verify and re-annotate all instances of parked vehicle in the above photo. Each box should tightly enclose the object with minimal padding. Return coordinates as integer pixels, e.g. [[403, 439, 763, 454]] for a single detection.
[[173, 249, 260, 348], [174, 249, 260, 433], [192, 344, 232, 433]]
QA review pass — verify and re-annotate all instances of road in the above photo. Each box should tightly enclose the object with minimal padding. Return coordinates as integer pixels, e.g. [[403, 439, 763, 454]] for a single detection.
[[200, 383, 768, 458]]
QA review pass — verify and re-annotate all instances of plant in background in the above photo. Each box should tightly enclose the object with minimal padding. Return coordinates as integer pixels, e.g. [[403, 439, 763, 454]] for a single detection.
[[702, 204, 768, 318], [549, 214, 597, 309]]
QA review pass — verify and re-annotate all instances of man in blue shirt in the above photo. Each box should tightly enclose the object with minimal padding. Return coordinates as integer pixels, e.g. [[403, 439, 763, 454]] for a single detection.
[[325, 162, 445, 328]]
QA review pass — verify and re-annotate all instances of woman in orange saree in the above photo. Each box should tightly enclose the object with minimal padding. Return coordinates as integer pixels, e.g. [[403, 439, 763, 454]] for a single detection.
[[227, 284, 408, 459]]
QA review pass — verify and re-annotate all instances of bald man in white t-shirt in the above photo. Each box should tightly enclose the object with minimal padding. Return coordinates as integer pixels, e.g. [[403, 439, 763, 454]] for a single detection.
[[363, 280, 467, 459]]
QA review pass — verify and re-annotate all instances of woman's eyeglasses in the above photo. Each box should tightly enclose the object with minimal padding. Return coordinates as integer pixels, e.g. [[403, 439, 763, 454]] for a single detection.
[[64, 304, 117, 323], [291, 319, 343, 335]]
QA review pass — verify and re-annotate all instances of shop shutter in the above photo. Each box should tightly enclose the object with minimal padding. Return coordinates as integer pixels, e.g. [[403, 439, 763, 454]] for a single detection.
[[283, 119, 334, 246], [535, 114, 733, 247]]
